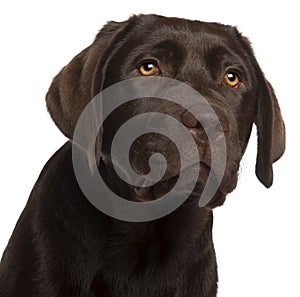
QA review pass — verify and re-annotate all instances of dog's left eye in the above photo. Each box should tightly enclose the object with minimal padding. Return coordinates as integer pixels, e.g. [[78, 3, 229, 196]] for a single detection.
[[224, 71, 240, 88], [138, 62, 159, 76]]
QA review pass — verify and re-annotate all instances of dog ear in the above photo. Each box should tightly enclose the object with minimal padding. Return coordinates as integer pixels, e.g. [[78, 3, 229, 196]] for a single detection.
[[255, 78, 285, 187], [46, 19, 133, 169], [46, 20, 131, 139], [230, 31, 285, 187]]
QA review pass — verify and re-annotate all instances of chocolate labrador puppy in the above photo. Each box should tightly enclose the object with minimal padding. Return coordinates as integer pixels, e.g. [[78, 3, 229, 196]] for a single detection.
[[0, 14, 285, 297]]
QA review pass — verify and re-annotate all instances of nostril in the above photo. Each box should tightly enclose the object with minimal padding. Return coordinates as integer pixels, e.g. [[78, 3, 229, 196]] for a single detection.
[[182, 111, 199, 128]]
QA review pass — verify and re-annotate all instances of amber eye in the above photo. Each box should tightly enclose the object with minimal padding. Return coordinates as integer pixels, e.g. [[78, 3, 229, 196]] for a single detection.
[[224, 71, 240, 87], [138, 62, 159, 76]]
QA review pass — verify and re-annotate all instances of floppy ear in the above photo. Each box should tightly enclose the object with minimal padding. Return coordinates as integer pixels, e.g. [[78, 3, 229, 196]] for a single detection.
[[232, 31, 286, 187], [46, 20, 131, 139], [255, 78, 285, 187], [46, 19, 133, 167]]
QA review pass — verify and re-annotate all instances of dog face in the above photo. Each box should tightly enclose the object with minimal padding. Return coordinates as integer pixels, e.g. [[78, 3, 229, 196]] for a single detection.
[[46, 14, 285, 208]]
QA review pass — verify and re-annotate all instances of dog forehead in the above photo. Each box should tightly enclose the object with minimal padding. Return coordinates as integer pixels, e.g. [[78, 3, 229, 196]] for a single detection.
[[123, 17, 242, 64], [134, 15, 234, 46]]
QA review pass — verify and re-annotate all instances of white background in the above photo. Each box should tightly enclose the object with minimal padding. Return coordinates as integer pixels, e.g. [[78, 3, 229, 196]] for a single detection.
[[0, 1, 299, 296]]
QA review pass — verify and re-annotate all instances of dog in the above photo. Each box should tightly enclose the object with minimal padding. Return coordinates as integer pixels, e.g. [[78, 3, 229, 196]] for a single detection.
[[0, 14, 285, 297]]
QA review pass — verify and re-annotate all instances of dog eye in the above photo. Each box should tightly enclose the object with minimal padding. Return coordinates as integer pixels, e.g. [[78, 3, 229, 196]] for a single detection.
[[138, 62, 159, 76], [224, 71, 240, 87]]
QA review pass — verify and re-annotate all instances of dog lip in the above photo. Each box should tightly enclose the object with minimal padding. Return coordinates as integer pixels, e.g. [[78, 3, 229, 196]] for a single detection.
[[160, 160, 211, 183]]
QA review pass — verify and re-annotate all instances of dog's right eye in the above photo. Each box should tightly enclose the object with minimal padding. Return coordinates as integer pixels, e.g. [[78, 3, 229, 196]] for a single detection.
[[138, 62, 159, 76]]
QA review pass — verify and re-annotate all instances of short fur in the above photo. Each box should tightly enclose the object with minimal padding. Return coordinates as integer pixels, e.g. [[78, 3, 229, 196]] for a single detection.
[[0, 14, 285, 297]]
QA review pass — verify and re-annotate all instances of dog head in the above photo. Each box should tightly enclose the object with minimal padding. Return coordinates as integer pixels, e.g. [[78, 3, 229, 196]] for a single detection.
[[46, 14, 285, 208]]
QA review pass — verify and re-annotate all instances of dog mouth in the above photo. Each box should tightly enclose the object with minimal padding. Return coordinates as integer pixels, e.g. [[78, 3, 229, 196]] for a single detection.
[[133, 160, 212, 202], [101, 145, 237, 208], [102, 127, 238, 205], [133, 156, 238, 209]]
